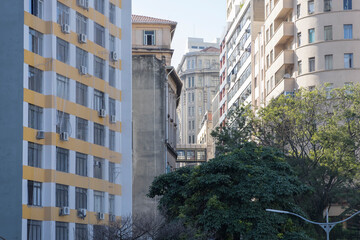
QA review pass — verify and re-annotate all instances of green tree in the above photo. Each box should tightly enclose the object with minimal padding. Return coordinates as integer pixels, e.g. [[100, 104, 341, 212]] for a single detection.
[[253, 85, 360, 233]]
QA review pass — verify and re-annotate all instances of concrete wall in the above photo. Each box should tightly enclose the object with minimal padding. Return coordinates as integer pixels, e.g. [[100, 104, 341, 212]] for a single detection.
[[132, 55, 166, 216], [0, 0, 24, 239]]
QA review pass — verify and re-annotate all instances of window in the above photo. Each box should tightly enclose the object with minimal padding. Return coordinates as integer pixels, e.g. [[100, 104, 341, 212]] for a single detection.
[[109, 162, 115, 183], [109, 34, 116, 52], [56, 222, 68, 240], [94, 0, 105, 14], [344, 24, 353, 39], [75, 224, 88, 240], [188, 93, 191, 102], [75, 187, 87, 209], [94, 56, 105, 79], [266, 4, 269, 16], [325, 83, 334, 99], [188, 121, 191, 130], [109, 194, 115, 214], [28, 66, 43, 93], [30, 0, 43, 19], [56, 184, 68, 207], [76, 47, 88, 69], [266, 55, 270, 68], [198, 59, 202, 68], [76, 152, 87, 176], [94, 123, 105, 146], [308, 28, 315, 43], [28, 142, 42, 168], [28, 220, 42, 240], [144, 30, 155, 45], [56, 74, 69, 100], [325, 55, 333, 70], [76, 117, 88, 141], [56, 38, 69, 63], [56, 111, 70, 133], [191, 77, 194, 87], [109, 66, 116, 87], [93, 157, 104, 179], [192, 121, 195, 130], [76, 82, 88, 107], [309, 57, 315, 72], [94, 191, 104, 212], [109, 98, 116, 117], [29, 28, 43, 56], [297, 4, 301, 18], [94, 89, 105, 111], [94, 23, 105, 47], [297, 32, 302, 47], [76, 13, 87, 35], [56, 147, 69, 172], [188, 136, 191, 144], [28, 181, 42, 206], [344, 53, 353, 68], [344, 0, 352, 10], [109, 3, 116, 24], [308, 0, 314, 14], [57, 2, 69, 25], [324, 0, 332, 11], [270, 50, 274, 64], [324, 26, 332, 41], [28, 104, 43, 130], [109, 130, 115, 151]]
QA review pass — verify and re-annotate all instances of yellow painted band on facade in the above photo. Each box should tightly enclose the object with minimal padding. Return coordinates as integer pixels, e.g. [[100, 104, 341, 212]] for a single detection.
[[23, 166, 122, 195], [24, 50, 122, 102], [23, 89, 121, 132], [23, 127, 122, 163], [23, 205, 120, 224], [24, 12, 122, 64]]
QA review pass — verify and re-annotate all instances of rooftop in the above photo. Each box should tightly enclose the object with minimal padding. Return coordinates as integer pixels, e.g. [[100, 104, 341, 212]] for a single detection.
[[132, 14, 177, 25]]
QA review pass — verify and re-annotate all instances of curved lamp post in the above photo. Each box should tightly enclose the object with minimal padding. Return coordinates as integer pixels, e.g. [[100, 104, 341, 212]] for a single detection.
[[266, 208, 360, 240]]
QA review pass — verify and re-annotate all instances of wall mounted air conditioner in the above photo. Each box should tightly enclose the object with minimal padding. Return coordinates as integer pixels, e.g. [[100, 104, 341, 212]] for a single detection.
[[60, 206, 70, 216], [111, 51, 118, 61], [79, 33, 87, 43], [77, 208, 87, 218], [98, 212, 105, 220], [36, 130, 45, 139], [60, 132, 69, 141], [109, 214, 116, 222], [98, 109, 106, 118], [78, 0, 89, 9], [110, 115, 116, 123], [61, 24, 70, 34], [79, 66, 87, 75]]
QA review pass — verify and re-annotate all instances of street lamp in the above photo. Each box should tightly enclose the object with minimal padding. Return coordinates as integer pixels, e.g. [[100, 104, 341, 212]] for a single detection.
[[266, 208, 360, 240]]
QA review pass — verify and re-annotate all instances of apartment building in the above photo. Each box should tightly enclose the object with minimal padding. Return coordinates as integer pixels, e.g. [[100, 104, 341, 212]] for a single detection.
[[177, 42, 220, 145], [0, 0, 132, 239], [254, 0, 360, 106]]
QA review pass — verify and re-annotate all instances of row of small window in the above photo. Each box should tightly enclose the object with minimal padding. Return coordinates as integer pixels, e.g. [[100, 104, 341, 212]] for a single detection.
[[298, 53, 354, 74], [297, 0, 353, 18], [30, 0, 117, 25], [187, 92, 203, 103], [188, 135, 196, 144], [28, 220, 88, 240], [186, 58, 216, 70], [28, 143, 117, 181], [188, 120, 195, 131], [297, 24, 354, 46], [28, 181, 115, 213], [29, 106, 117, 148], [29, 67, 118, 115], [29, 29, 119, 81], [188, 106, 202, 117]]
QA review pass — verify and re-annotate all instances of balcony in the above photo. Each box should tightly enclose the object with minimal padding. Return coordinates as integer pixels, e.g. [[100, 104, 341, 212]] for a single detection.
[[267, 49, 294, 76], [266, 77, 295, 102], [268, 22, 294, 48], [269, 0, 293, 21]]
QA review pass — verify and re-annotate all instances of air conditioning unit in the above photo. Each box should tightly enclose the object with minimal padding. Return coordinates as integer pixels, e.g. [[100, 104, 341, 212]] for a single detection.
[[98, 212, 105, 220], [94, 160, 102, 167], [77, 208, 87, 218], [109, 214, 116, 222], [245, 29, 250, 33], [60, 132, 69, 141], [78, 0, 89, 9], [36, 130, 45, 139], [79, 66, 87, 75], [78, 33, 87, 43], [61, 24, 70, 34], [245, 47, 251, 52], [98, 109, 106, 118], [60, 206, 70, 216], [284, 73, 291, 78], [111, 51, 118, 61], [110, 115, 116, 123]]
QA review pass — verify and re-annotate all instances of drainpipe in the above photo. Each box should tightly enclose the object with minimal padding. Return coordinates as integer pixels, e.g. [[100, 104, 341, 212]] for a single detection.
[[165, 67, 174, 173]]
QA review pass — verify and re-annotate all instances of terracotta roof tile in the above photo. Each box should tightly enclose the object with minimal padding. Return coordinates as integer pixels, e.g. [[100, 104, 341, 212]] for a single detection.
[[200, 46, 220, 53], [132, 15, 177, 25]]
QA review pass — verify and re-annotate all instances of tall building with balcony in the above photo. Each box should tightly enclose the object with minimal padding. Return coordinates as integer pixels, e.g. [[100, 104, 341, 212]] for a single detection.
[[177, 43, 220, 145], [253, 0, 360, 107], [0, 0, 132, 239]]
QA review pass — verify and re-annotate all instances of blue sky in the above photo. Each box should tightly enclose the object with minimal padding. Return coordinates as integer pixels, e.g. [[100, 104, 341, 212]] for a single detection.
[[132, 0, 226, 67]]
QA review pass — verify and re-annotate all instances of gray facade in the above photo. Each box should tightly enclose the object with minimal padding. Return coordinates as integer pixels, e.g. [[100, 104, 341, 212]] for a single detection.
[[0, 0, 24, 239]]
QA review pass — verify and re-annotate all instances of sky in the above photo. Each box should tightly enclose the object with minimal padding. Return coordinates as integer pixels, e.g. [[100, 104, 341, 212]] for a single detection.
[[132, 0, 227, 68]]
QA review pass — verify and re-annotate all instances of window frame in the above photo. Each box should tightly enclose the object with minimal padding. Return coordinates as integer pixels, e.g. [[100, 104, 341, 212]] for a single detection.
[[56, 184, 69, 207], [29, 28, 43, 56], [344, 24, 353, 39], [94, 190, 104, 213], [28, 180, 42, 206], [94, 56, 105, 79], [56, 74, 70, 100], [27, 219, 42, 240], [325, 54, 333, 70], [76, 82, 88, 107], [28, 142, 42, 168], [28, 66, 43, 93], [76, 152, 88, 177], [308, 0, 315, 14], [344, 0, 352, 10], [28, 104, 43, 130], [94, 23, 105, 47], [93, 157, 104, 179], [309, 57, 315, 72], [56, 147, 69, 173], [144, 30, 156, 46], [308, 28, 315, 43], [344, 53, 353, 68], [76, 117, 88, 141], [56, 222, 69, 240], [76, 12, 88, 35], [75, 187, 87, 209], [57, 2, 70, 25], [56, 38, 69, 64], [324, 25, 333, 41]]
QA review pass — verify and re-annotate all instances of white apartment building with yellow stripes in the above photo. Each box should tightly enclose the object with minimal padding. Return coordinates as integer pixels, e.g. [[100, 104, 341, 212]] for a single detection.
[[0, 0, 132, 239]]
